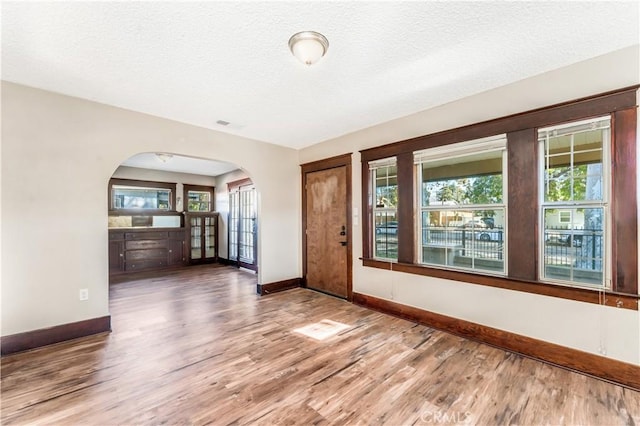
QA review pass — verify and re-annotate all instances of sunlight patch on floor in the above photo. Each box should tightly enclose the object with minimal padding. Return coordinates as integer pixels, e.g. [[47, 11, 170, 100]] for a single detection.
[[293, 319, 351, 341]]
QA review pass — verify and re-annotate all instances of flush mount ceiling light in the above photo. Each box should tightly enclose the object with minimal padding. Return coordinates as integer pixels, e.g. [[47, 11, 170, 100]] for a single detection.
[[155, 153, 173, 163], [288, 31, 329, 66]]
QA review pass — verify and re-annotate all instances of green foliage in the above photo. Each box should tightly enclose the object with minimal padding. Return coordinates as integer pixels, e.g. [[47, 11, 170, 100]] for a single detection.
[[546, 165, 587, 201], [424, 175, 502, 207], [465, 175, 502, 204], [437, 182, 467, 204]]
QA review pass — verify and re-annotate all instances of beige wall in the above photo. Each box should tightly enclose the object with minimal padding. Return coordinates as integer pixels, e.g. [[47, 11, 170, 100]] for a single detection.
[[300, 45, 640, 365], [1, 83, 300, 336]]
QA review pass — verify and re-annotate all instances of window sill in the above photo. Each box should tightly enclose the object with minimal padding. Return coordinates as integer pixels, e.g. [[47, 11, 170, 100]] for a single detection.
[[361, 258, 638, 310]]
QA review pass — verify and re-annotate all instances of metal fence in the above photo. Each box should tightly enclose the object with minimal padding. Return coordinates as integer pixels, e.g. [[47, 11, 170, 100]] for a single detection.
[[423, 227, 504, 260], [379, 225, 603, 271], [544, 227, 603, 270]]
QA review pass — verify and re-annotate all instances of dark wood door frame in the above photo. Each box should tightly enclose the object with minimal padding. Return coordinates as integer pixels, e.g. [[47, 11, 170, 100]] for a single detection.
[[301, 153, 353, 301]]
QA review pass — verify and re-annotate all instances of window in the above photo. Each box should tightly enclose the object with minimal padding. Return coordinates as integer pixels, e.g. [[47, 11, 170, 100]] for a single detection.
[[370, 158, 398, 260], [112, 185, 171, 210], [109, 179, 176, 212], [415, 136, 507, 274], [360, 87, 637, 304], [539, 116, 610, 288], [184, 185, 214, 212], [559, 211, 572, 224]]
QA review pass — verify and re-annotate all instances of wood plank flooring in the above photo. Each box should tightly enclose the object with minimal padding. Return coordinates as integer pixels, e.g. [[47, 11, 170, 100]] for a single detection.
[[2, 264, 639, 425]]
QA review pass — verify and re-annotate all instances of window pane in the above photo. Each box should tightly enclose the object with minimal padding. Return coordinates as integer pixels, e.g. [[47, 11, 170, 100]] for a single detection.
[[187, 190, 211, 212], [374, 210, 397, 260], [420, 209, 505, 273], [542, 207, 604, 286], [112, 186, 171, 210], [542, 121, 606, 202], [372, 161, 398, 261], [374, 165, 397, 208], [421, 150, 502, 207], [540, 117, 609, 288], [559, 211, 571, 223]]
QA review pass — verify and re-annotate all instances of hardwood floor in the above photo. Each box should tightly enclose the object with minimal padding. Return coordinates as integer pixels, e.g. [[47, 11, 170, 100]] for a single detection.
[[2, 264, 639, 425]]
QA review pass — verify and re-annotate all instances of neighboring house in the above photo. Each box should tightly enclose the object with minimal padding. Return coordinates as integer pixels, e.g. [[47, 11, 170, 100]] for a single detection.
[[545, 209, 586, 229]]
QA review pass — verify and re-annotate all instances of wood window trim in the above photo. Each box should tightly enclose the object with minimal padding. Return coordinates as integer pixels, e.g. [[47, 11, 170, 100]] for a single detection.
[[360, 86, 638, 162], [108, 178, 177, 214], [360, 86, 639, 305], [362, 258, 638, 310], [227, 177, 253, 192], [611, 107, 638, 294], [183, 184, 215, 212]]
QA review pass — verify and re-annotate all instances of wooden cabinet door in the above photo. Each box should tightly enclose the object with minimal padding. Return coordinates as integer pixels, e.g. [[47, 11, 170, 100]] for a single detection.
[[188, 216, 202, 261], [203, 215, 218, 260], [186, 213, 218, 263], [108, 240, 125, 273], [168, 238, 185, 265]]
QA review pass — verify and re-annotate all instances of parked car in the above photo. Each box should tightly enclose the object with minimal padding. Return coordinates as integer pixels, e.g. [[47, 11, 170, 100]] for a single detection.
[[463, 220, 487, 229], [558, 234, 583, 247], [480, 217, 495, 229], [376, 221, 398, 235], [546, 232, 583, 247], [475, 230, 503, 242]]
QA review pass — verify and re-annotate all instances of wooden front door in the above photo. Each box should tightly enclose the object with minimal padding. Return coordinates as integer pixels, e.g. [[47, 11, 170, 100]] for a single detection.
[[303, 155, 352, 299]]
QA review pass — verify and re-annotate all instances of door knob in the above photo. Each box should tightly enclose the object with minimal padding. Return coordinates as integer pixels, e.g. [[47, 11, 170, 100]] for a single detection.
[[340, 241, 347, 246]]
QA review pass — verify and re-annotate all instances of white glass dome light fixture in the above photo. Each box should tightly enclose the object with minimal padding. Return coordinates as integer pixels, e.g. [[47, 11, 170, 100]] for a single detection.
[[288, 31, 329, 66], [155, 153, 173, 163]]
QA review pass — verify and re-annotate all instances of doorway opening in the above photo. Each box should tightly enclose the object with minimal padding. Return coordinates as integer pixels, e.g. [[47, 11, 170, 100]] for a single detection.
[[107, 152, 258, 280], [228, 178, 258, 272]]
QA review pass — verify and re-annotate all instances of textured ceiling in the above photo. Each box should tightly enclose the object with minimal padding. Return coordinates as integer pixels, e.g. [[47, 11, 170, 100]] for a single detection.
[[2, 2, 638, 149], [121, 153, 238, 177]]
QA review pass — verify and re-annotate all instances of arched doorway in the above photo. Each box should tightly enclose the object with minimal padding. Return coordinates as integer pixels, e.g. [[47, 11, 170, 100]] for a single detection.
[[107, 152, 258, 279]]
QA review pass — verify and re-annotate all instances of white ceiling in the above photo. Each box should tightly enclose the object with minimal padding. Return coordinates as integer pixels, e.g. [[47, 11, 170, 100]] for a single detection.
[[2, 2, 638, 150], [121, 153, 238, 177]]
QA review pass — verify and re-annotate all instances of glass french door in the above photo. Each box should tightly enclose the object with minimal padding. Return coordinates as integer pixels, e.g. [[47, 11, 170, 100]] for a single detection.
[[229, 185, 257, 270]]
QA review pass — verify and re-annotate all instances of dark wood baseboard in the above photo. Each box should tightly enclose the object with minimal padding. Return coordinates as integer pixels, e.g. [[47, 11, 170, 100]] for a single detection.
[[188, 258, 219, 266], [352, 292, 640, 391], [257, 278, 301, 295], [1, 316, 111, 356]]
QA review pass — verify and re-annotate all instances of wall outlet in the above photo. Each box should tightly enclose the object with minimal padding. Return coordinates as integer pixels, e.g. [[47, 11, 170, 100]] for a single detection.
[[79, 288, 89, 301]]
